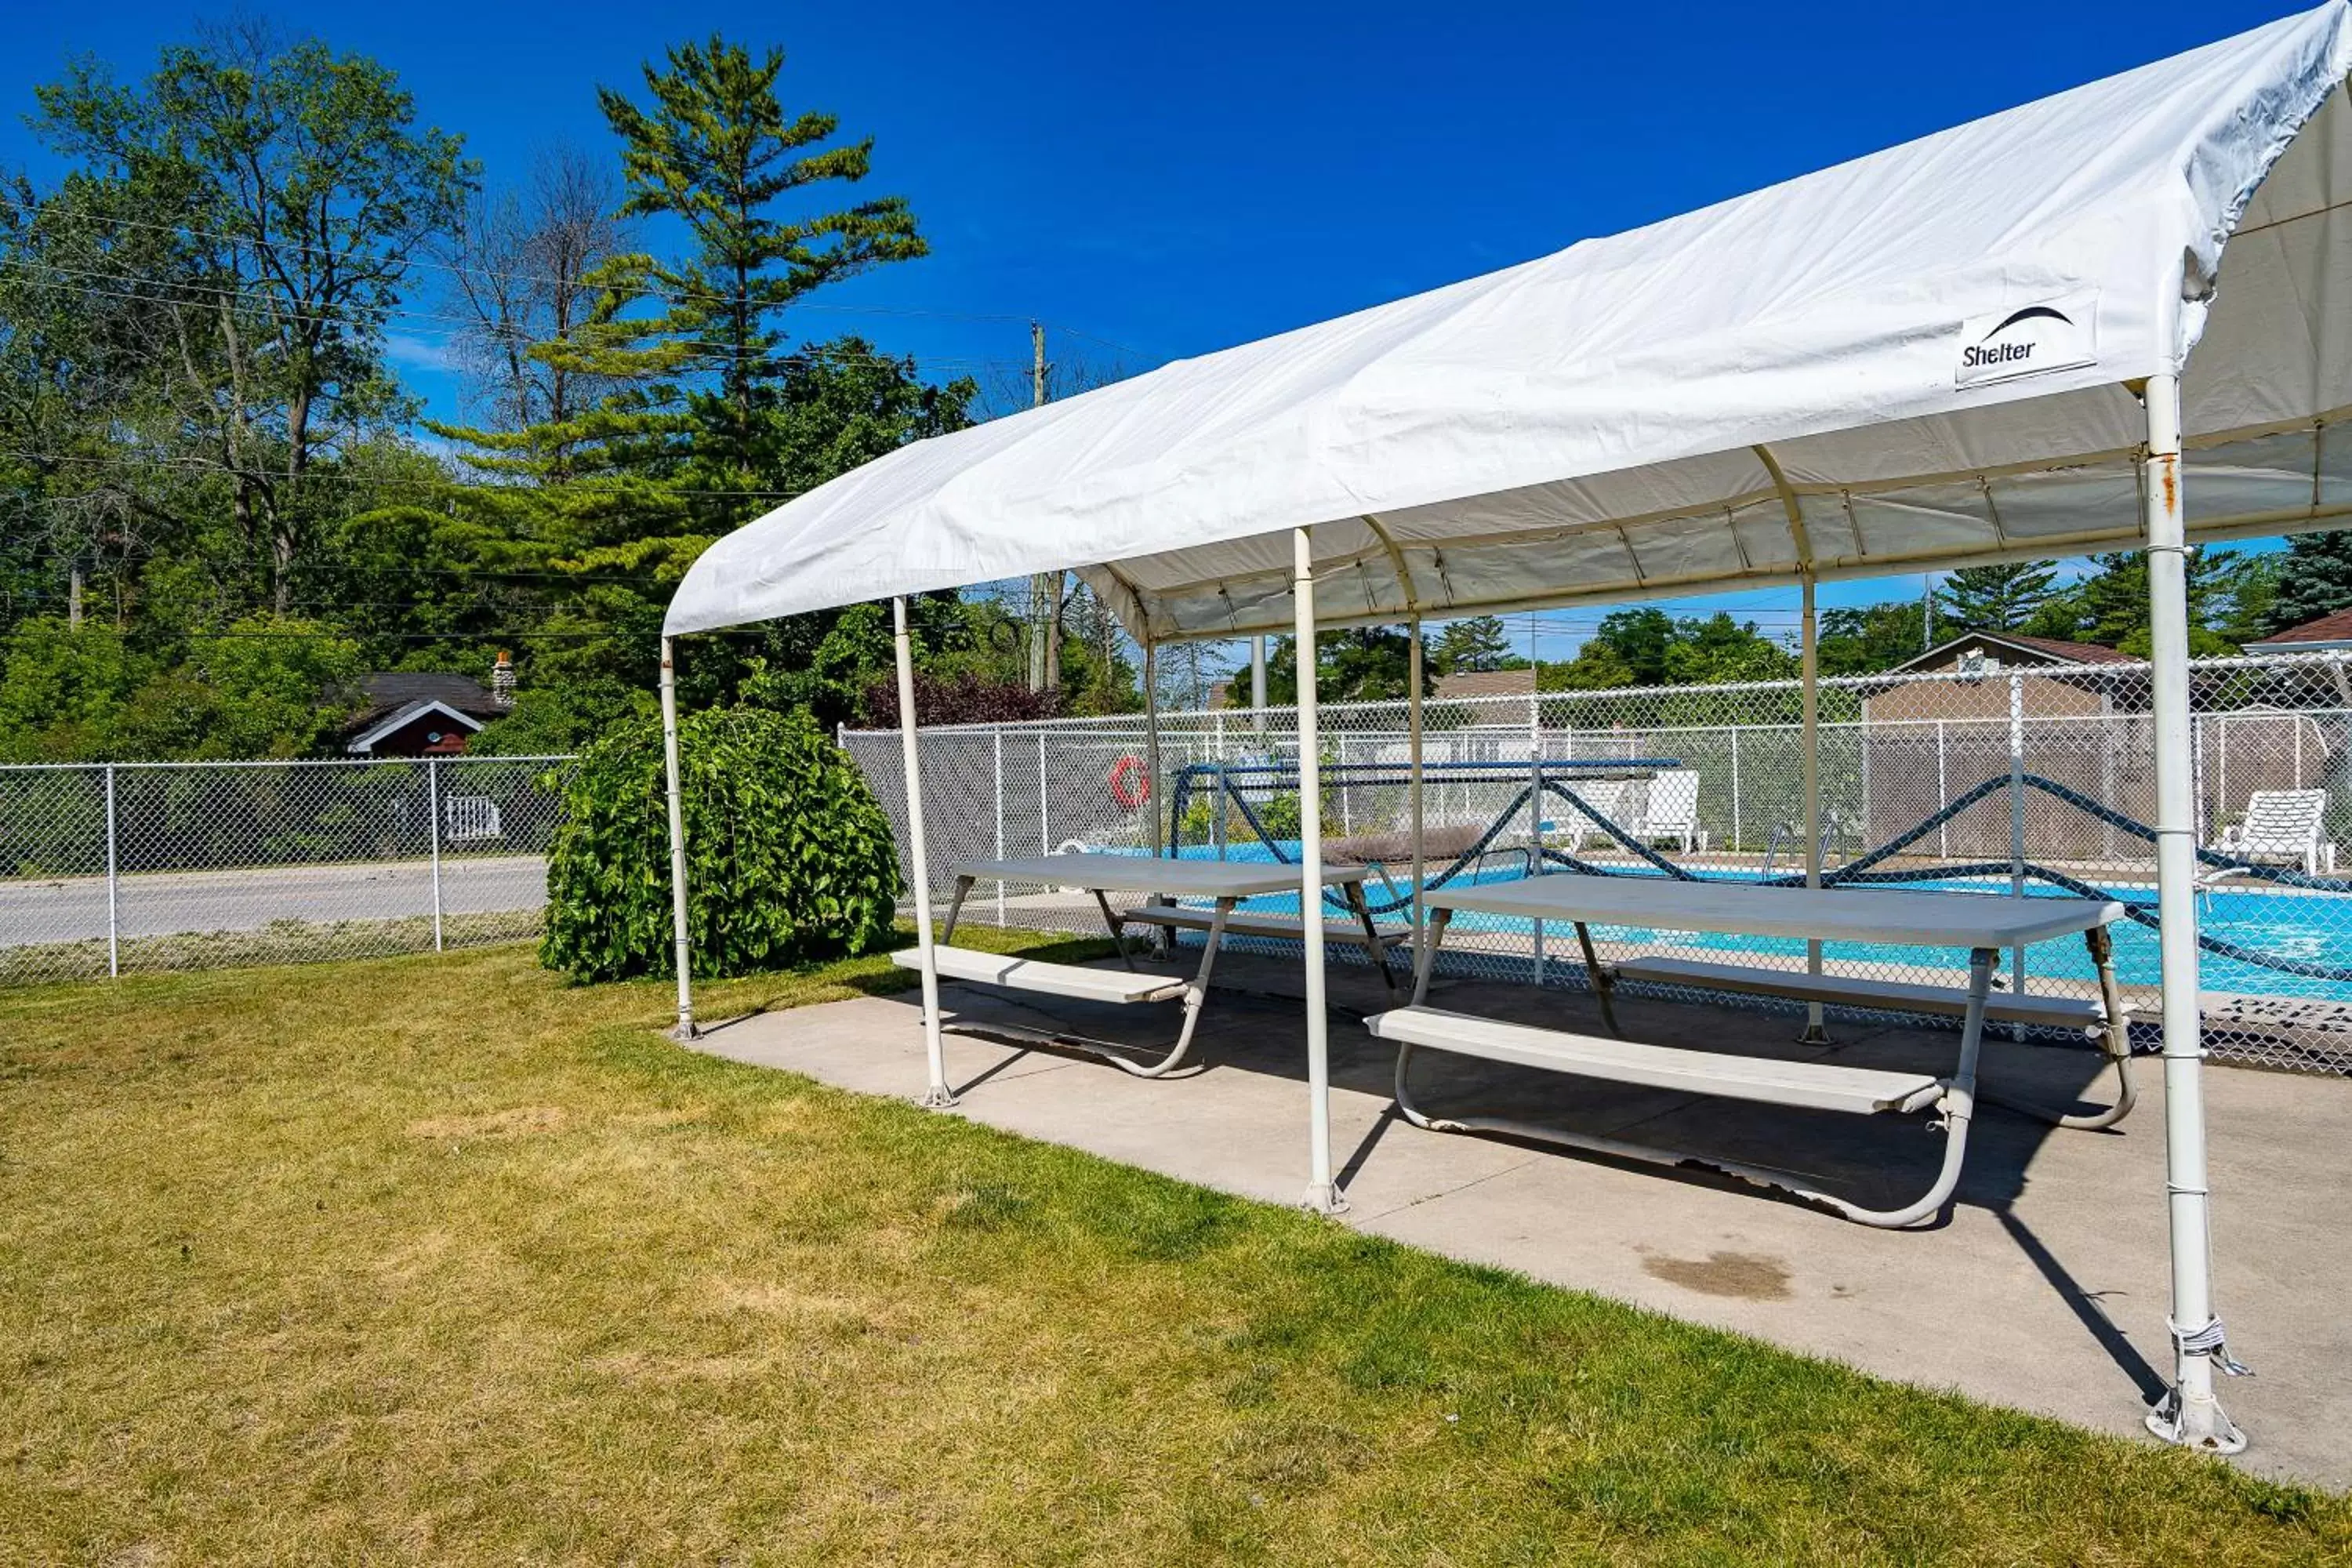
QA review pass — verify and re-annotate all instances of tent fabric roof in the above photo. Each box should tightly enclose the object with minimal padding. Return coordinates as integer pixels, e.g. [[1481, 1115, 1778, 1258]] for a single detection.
[[668, 2, 2352, 644]]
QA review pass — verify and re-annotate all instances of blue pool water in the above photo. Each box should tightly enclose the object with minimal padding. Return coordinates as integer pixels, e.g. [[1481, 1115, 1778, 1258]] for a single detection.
[[1149, 842, 2352, 1000]]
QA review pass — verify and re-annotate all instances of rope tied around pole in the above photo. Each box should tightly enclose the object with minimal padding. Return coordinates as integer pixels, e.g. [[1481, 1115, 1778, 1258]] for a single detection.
[[2169, 1317, 2253, 1377]]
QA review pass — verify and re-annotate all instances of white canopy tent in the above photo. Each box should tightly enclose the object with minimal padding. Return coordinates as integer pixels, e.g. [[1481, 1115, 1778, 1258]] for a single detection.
[[663, 0, 2352, 1453]]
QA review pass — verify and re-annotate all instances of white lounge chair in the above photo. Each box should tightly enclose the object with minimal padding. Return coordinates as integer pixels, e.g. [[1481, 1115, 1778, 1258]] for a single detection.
[[1552, 780, 1625, 854], [2211, 789, 2333, 876], [1639, 769, 1708, 852]]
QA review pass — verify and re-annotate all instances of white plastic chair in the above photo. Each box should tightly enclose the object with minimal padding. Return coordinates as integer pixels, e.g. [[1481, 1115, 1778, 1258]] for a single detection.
[[2212, 789, 2332, 874], [1642, 770, 1708, 852], [1553, 780, 1625, 854]]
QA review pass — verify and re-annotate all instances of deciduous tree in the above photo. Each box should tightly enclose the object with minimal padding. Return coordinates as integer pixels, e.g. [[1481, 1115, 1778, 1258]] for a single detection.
[[34, 21, 472, 611]]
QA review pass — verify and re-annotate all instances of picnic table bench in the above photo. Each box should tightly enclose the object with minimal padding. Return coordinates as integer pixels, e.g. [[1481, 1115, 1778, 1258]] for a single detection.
[[894, 853, 1386, 1076], [1367, 877, 2131, 1226]]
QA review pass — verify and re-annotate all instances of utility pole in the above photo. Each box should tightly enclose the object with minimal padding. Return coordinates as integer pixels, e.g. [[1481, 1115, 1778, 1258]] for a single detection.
[[1026, 321, 1063, 695], [67, 557, 84, 630], [1922, 572, 1935, 652], [1250, 635, 1267, 730]]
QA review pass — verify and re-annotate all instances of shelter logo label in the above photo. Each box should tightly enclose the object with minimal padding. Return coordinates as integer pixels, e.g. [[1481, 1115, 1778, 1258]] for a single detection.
[[1955, 292, 2098, 387]]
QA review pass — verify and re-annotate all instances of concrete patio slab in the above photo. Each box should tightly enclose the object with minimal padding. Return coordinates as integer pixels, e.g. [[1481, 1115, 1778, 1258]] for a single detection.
[[689, 949, 2352, 1488]]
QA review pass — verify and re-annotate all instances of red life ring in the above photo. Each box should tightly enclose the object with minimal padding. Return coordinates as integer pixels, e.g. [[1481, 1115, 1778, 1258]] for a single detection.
[[1109, 754, 1150, 809]]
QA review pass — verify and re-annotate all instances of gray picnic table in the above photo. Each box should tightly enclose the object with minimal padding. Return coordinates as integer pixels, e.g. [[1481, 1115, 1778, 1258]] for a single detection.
[[898, 851, 1395, 1076]]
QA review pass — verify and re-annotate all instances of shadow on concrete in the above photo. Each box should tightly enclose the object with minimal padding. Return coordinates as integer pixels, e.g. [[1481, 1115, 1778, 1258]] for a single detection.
[[1998, 1206, 2169, 1403], [914, 943, 2154, 1372]]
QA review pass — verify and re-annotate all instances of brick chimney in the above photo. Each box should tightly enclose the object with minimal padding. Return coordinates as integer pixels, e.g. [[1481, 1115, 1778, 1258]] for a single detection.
[[491, 649, 516, 710]]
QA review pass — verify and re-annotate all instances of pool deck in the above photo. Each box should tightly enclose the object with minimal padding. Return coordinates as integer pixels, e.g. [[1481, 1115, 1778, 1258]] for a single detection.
[[692, 947, 2352, 1490]]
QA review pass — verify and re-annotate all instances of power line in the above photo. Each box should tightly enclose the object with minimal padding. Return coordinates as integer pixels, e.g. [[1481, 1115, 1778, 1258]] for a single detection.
[[0, 447, 826, 503], [0, 190, 1160, 361], [0, 256, 1029, 381]]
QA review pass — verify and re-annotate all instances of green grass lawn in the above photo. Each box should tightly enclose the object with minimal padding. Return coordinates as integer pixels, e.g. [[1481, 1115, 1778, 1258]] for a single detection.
[[2, 938, 2344, 1565]]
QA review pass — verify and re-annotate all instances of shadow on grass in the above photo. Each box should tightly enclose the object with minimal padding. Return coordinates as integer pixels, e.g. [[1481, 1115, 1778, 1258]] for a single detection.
[[684, 929, 1120, 1038]]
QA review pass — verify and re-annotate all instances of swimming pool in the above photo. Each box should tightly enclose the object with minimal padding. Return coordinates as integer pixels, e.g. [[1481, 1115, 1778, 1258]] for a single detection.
[[1151, 843, 2352, 1001]]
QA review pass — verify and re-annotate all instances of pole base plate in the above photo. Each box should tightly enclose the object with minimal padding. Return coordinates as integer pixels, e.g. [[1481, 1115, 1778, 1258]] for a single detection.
[[1301, 1181, 1351, 1217], [2145, 1388, 2247, 1455]]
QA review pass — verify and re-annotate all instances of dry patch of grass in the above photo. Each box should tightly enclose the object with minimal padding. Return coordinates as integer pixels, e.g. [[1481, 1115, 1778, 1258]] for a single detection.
[[0, 908, 542, 984], [0, 935, 2344, 1565], [404, 1105, 569, 1139]]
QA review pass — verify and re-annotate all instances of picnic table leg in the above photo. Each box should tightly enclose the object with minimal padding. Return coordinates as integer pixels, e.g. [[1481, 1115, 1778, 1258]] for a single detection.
[[1344, 880, 1397, 991], [1140, 896, 1237, 1078], [2089, 926, 2145, 1123], [969, 896, 1236, 1080], [1091, 887, 1139, 971], [1983, 924, 2137, 1131], [1574, 920, 1621, 1036], [1806, 945, 1987, 1228], [1410, 906, 1454, 1006], [942, 876, 976, 944]]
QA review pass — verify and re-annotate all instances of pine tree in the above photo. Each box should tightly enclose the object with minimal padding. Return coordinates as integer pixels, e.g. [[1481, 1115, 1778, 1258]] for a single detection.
[[597, 34, 927, 495], [1934, 561, 2057, 632], [2263, 528, 2352, 633], [1263, 629, 1428, 703], [416, 36, 964, 743], [2026, 550, 2243, 655], [1432, 615, 1512, 673]]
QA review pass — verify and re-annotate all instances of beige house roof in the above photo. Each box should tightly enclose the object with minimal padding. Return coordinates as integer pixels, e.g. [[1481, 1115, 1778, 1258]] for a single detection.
[[1886, 630, 2132, 675], [1436, 668, 1537, 699]]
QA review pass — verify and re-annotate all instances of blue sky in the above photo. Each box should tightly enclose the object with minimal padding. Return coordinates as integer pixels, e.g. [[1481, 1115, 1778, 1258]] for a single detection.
[[1, 0, 2311, 658]]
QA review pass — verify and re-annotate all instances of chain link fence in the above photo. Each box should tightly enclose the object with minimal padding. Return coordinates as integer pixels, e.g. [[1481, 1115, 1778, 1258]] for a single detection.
[[0, 755, 575, 983], [842, 649, 2352, 1076]]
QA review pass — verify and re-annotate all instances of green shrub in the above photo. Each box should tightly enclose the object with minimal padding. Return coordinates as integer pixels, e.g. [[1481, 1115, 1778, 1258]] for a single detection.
[[541, 706, 901, 982]]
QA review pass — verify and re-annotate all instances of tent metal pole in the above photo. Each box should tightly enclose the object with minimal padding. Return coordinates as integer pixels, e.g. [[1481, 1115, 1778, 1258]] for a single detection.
[[1251, 634, 1268, 739], [1799, 579, 1827, 1043], [1144, 637, 1163, 858], [895, 597, 955, 1109], [658, 635, 696, 1040], [2140, 372, 2244, 1453], [1409, 616, 1426, 969], [1295, 527, 1345, 1214]]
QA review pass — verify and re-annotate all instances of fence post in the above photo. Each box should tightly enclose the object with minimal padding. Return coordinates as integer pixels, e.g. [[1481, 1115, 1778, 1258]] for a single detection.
[[2216, 713, 2228, 825], [2183, 714, 2201, 851], [993, 728, 1007, 927], [2009, 672, 2027, 1026], [1037, 732, 1050, 854], [1936, 720, 1950, 858], [427, 757, 445, 953], [104, 763, 118, 979], [1338, 731, 1352, 835], [2117, 686, 2136, 860], [1730, 727, 1741, 852]]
